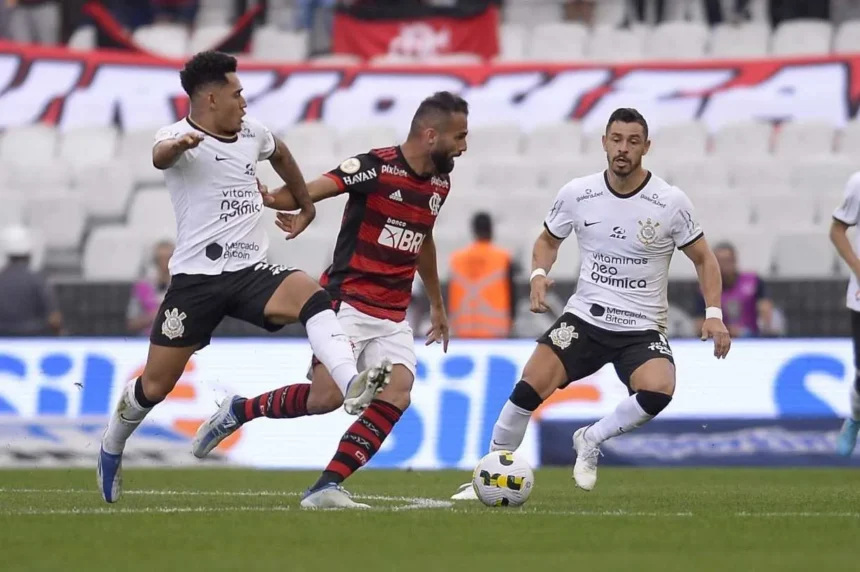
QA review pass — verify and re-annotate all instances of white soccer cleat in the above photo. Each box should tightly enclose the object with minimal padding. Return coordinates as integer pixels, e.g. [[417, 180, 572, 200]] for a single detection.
[[300, 483, 370, 510], [343, 358, 392, 415], [191, 395, 241, 459], [572, 426, 602, 491], [450, 482, 479, 501]]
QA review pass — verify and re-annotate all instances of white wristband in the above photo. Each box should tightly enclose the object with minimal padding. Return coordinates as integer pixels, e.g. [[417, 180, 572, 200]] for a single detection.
[[705, 307, 723, 320], [530, 268, 547, 282]]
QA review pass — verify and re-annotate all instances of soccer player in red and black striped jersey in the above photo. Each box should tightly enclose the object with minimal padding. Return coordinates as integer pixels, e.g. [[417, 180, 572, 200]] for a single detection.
[[192, 91, 469, 508]]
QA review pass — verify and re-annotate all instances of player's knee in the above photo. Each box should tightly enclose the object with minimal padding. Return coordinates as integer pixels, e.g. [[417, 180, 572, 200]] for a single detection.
[[307, 384, 343, 414], [298, 289, 333, 326], [635, 390, 672, 416], [509, 380, 544, 412], [139, 374, 179, 402]]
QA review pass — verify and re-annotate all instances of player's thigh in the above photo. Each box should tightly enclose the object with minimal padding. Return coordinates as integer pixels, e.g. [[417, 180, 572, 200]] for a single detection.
[[528, 313, 608, 400], [227, 263, 320, 328], [615, 333, 676, 395]]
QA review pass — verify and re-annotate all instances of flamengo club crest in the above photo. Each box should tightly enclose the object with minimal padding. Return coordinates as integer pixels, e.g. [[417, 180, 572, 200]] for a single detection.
[[429, 192, 442, 216], [549, 322, 578, 350], [637, 218, 660, 246], [161, 308, 186, 340]]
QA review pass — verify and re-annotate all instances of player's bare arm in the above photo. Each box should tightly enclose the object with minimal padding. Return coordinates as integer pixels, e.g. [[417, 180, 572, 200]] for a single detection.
[[530, 228, 561, 314], [152, 132, 204, 170], [683, 237, 731, 358], [830, 218, 860, 278], [270, 176, 343, 238], [417, 231, 449, 352], [265, 137, 316, 239]]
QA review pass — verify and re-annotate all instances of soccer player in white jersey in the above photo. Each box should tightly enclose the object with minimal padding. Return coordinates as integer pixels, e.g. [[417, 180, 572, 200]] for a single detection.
[[830, 172, 860, 456], [453, 108, 731, 499], [97, 51, 391, 504]]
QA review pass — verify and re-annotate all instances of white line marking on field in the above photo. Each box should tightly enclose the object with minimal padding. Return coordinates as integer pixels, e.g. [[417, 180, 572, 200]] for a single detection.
[[4, 506, 293, 516]]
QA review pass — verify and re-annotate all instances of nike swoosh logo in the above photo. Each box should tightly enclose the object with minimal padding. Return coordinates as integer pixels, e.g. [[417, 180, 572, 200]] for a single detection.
[[584, 221, 600, 227], [215, 156, 229, 162]]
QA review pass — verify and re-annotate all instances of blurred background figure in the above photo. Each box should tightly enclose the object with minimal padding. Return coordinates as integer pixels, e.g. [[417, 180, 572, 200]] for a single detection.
[[447, 213, 516, 339], [0, 226, 63, 336], [126, 239, 174, 336], [5, 0, 60, 44]]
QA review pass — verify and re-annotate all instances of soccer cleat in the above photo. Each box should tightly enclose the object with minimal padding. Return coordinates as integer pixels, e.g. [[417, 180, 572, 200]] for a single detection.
[[300, 483, 370, 509], [97, 446, 123, 503], [343, 358, 392, 415], [836, 418, 860, 457], [450, 482, 479, 501], [191, 395, 242, 459], [572, 426, 602, 491]]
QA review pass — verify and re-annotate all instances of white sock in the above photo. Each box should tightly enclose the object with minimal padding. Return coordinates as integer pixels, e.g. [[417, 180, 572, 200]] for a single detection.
[[489, 401, 533, 451], [585, 394, 653, 446], [101, 380, 153, 455], [306, 309, 358, 396], [851, 377, 860, 421]]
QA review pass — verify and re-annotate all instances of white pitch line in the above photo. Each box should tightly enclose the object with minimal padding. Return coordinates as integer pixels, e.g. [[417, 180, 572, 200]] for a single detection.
[[4, 506, 293, 516]]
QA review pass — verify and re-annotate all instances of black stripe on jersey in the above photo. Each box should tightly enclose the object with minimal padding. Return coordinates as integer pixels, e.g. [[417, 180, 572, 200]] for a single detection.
[[326, 194, 368, 296], [678, 231, 705, 250], [603, 170, 652, 199], [543, 222, 564, 241], [833, 215, 854, 226], [395, 147, 431, 181]]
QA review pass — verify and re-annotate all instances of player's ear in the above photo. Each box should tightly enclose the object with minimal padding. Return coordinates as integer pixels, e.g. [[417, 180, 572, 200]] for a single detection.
[[643, 139, 651, 155], [601, 134, 607, 151]]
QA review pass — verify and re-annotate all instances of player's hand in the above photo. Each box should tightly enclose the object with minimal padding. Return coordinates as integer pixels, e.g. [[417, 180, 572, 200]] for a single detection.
[[176, 132, 204, 150], [529, 275, 554, 314], [257, 179, 276, 207], [425, 304, 449, 352], [274, 208, 315, 241], [701, 317, 731, 359]]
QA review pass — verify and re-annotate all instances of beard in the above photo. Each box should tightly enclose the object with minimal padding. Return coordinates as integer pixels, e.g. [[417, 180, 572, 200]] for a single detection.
[[609, 155, 638, 177], [430, 149, 455, 174]]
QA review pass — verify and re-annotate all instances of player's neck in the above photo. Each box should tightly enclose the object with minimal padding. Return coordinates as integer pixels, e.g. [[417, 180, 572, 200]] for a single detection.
[[399, 141, 434, 177], [606, 167, 649, 196], [187, 111, 231, 140]]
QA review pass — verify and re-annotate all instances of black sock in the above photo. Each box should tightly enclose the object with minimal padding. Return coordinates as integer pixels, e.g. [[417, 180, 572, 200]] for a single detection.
[[311, 471, 343, 491], [134, 377, 161, 409]]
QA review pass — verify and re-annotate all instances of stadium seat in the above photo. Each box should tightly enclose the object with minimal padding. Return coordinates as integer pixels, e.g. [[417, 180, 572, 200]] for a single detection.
[[252, 27, 308, 61], [705, 229, 775, 276], [539, 158, 596, 192], [588, 25, 646, 62], [503, 2, 562, 27], [477, 156, 539, 195], [449, 157, 481, 191], [837, 120, 860, 156], [774, 120, 835, 158], [281, 122, 338, 167], [337, 126, 398, 157], [133, 24, 189, 57], [792, 156, 857, 196], [497, 23, 528, 61], [711, 120, 773, 158], [0, 193, 26, 227], [0, 124, 58, 165], [708, 23, 770, 59], [771, 19, 833, 57], [68, 26, 96, 51], [59, 126, 119, 167], [74, 162, 135, 220], [772, 232, 838, 278], [666, 157, 731, 197], [751, 193, 822, 229], [196, 0, 232, 26], [189, 25, 233, 54], [728, 157, 792, 190], [26, 194, 87, 250], [593, 0, 627, 27], [694, 194, 754, 231], [649, 120, 709, 158], [645, 21, 709, 60], [120, 127, 159, 160], [127, 187, 176, 241], [523, 121, 584, 161], [834, 20, 860, 54], [4, 160, 71, 189], [82, 225, 145, 280], [527, 22, 589, 61], [465, 123, 523, 158]]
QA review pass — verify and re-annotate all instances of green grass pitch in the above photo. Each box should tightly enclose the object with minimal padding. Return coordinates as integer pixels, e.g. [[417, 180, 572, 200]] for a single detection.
[[1, 468, 858, 571]]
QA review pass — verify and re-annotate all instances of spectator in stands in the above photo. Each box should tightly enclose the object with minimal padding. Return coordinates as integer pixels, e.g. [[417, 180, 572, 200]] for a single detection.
[[770, 0, 829, 26], [150, 0, 198, 26], [0, 226, 63, 337], [692, 241, 776, 338], [832, 0, 860, 24], [6, 0, 60, 45], [447, 213, 517, 339], [126, 240, 174, 336], [703, 0, 751, 25], [628, 0, 665, 24], [563, 0, 595, 25]]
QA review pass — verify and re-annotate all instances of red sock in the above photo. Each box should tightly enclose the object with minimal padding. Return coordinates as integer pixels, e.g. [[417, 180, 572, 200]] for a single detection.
[[319, 399, 403, 484], [233, 384, 310, 423]]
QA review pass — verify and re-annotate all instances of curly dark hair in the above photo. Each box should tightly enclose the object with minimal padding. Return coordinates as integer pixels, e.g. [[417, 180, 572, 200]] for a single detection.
[[179, 51, 238, 97]]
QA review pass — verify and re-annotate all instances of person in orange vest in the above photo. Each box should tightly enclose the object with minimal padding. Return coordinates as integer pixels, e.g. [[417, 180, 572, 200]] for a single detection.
[[448, 213, 516, 339]]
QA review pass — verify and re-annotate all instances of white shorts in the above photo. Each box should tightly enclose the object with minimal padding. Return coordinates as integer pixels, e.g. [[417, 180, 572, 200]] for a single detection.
[[307, 302, 417, 380]]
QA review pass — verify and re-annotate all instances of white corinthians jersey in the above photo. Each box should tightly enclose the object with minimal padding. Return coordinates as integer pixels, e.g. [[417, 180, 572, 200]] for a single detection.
[[154, 116, 276, 275], [545, 171, 703, 334], [832, 172, 860, 311]]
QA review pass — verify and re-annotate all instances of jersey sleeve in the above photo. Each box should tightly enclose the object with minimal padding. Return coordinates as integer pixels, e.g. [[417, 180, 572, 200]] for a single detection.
[[833, 173, 860, 226], [323, 154, 381, 195], [251, 119, 277, 161], [543, 182, 577, 240], [670, 189, 704, 250], [153, 124, 190, 167]]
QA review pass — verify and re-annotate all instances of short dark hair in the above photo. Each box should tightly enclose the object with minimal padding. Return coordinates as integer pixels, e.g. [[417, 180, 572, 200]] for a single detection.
[[180, 51, 237, 97], [606, 108, 649, 139], [472, 212, 492, 241], [409, 91, 469, 136], [713, 241, 736, 255]]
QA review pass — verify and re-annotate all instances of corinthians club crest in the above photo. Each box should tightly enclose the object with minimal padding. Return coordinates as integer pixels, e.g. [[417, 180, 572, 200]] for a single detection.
[[549, 322, 579, 350], [161, 308, 187, 340], [637, 218, 660, 246]]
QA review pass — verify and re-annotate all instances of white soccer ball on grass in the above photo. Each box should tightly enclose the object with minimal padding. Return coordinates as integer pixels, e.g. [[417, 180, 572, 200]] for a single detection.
[[471, 450, 534, 507]]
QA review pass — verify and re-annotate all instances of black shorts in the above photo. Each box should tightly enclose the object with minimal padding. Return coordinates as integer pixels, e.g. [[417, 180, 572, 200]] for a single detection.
[[851, 311, 860, 369], [537, 312, 675, 393], [150, 262, 299, 349]]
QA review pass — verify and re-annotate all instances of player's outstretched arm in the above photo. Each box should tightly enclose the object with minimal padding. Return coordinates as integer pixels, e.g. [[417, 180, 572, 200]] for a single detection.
[[418, 232, 449, 352], [529, 229, 562, 314], [152, 132, 203, 170], [682, 237, 731, 359], [830, 219, 860, 278], [268, 137, 314, 215]]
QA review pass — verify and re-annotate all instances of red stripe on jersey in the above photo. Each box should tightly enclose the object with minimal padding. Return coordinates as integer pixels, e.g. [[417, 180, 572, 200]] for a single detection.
[[323, 172, 345, 191]]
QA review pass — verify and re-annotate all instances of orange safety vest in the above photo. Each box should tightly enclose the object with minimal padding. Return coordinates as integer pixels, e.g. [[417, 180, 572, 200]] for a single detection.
[[448, 241, 512, 339]]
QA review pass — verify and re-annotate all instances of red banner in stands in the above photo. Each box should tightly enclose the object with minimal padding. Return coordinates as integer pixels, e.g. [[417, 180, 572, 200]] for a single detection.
[[0, 41, 858, 135], [331, 5, 500, 60]]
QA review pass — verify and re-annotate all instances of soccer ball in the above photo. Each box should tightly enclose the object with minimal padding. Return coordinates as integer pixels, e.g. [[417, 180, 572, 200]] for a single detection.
[[471, 450, 534, 507]]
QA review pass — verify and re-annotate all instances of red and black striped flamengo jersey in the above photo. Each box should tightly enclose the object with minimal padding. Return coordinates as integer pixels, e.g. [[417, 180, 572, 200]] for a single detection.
[[320, 146, 450, 322]]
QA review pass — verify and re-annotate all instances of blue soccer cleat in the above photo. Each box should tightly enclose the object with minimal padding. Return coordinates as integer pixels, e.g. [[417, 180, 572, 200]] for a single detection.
[[836, 419, 859, 457], [97, 446, 123, 503], [192, 395, 242, 459]]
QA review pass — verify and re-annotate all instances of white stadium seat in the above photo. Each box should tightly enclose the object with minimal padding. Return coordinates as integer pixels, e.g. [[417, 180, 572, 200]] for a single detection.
[[649, 120, 709, 159], [252, 27, 308, 62], [772, 232, 838, 278], [837, 121, 860, 156], [133, 24, 189, 58], [68, 26, 96, 51], [0, 124, 58, 165], [26, 194, 87, 249], [82, 225, 145, 280], [59, 125, 119, 167], [281, 122, 338, 167], [666, 157, 730, 197], [645, 22, 709, 61], [74, 162, 135, 220], [588, 25, 647, 62], [771, 19, 833, 57], [834, 20, 860, 54], [523, 121, 584, 161], [497, 23, 528, 61], [0, 193, 27, 227], [774, 121, 835, 158], [527, 22, 589, 61], [337, 126, 398, 157], [188, 24, 232, 54], [127, 187, 176, 241], [751, 193, 822, 230], [792, 157, 857, 196], [464, 123, 522, 158], [705, 229, 775, 276], [711, 120, 773, 159], [728, 157, 792, 190], [709, 23, 770, 59], [477, 156, 539, 195]]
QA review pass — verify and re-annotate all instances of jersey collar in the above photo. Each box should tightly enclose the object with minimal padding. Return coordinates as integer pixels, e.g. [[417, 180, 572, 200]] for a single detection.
[[185, 117, 238, 143], [603, 169, 651, 199], [396, 146, 432, 181]]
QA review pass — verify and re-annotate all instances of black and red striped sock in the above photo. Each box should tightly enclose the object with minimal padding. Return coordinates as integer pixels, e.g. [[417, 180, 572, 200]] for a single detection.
[[231, 384, 311, 424], [312, 399, 403, 490]]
